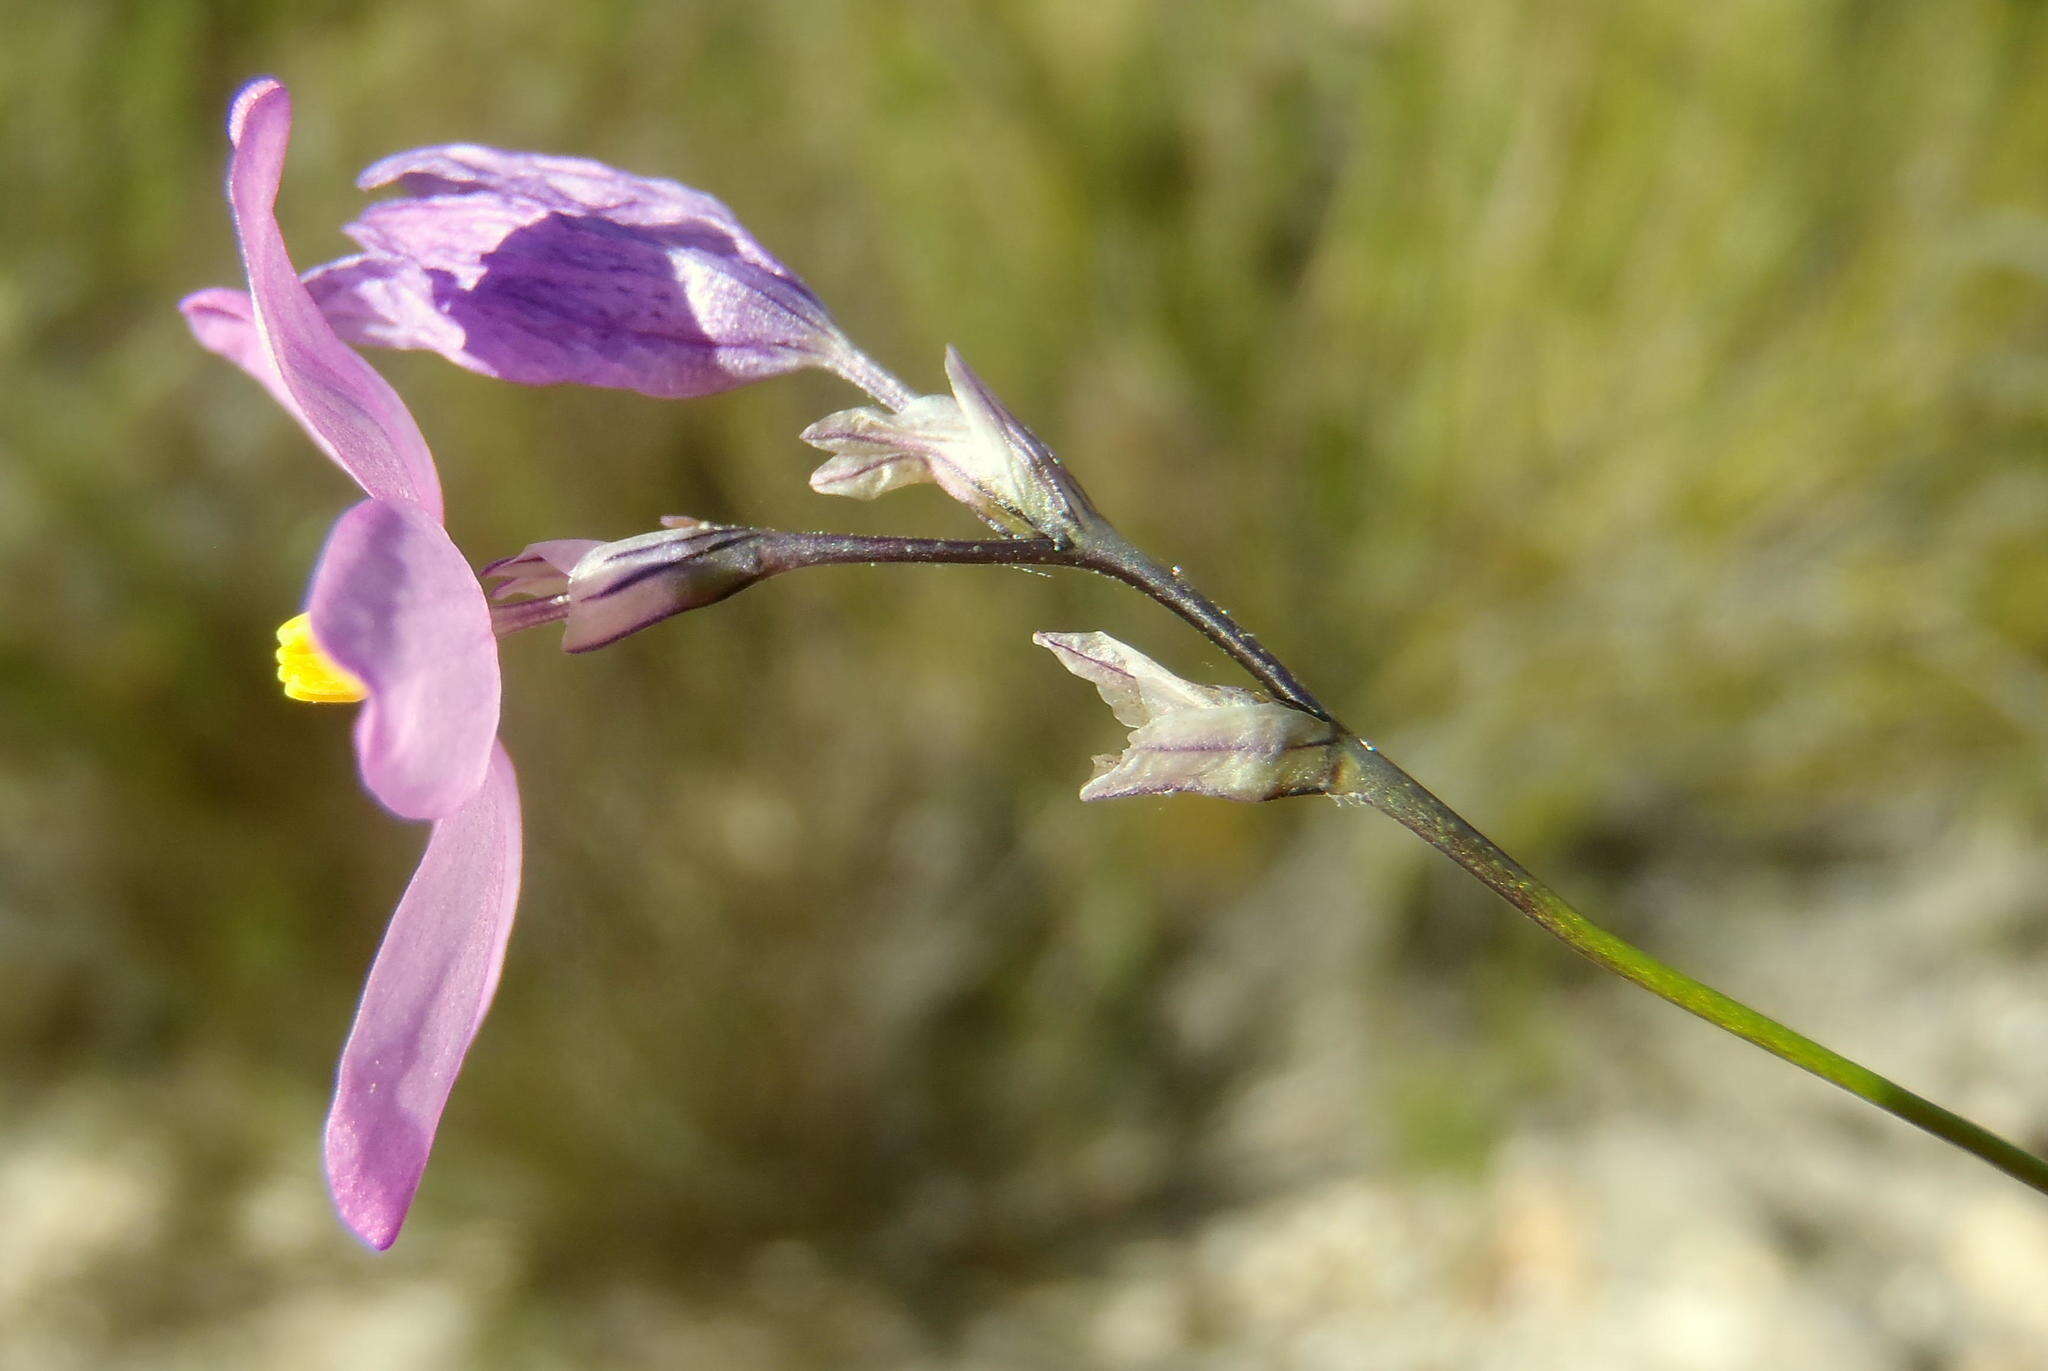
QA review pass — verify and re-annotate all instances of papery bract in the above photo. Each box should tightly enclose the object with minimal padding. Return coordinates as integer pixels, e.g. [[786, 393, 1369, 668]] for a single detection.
[[804, 347, 1091, 541], [1035, 631, 1360, 802]]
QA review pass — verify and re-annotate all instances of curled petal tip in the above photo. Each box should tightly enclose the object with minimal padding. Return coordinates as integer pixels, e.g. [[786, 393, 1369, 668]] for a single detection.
[[227, 76, 285, 144], [213, 75, 444, 514]]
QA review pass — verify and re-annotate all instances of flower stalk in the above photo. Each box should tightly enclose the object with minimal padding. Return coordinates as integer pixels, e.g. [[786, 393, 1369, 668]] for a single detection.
[[1081, 521, 2048, 1196], [249, 106, 2048, 1212], [505, 512, 2048, 1198]]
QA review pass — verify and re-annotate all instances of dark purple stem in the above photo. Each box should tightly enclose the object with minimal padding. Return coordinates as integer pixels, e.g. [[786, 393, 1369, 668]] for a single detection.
[[742, 529, 1334, 723]]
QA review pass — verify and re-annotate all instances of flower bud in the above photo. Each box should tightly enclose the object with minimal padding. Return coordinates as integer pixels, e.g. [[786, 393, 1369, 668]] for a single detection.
[[487, 522, 772, 651], [302, 145, 861, 399], [1033, 631, 1361, 802], [803, 348, 1091, 541]]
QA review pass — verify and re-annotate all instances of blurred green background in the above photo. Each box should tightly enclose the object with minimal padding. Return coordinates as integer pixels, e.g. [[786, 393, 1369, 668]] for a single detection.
[[9, 0, 2048, 1365]]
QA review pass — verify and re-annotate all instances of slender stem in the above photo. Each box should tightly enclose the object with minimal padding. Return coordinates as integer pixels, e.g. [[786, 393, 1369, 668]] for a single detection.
[[1343, 740, 2048, 1195], [763, 532, 1069, 573], [826, 343, 918, 412], [561, 513, 2048, 1193], [1073, 532, 1336, 723], [1084, 522, 2048, 1196]]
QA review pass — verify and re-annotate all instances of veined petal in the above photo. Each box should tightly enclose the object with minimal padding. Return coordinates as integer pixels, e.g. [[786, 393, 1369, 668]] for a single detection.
[[325, 742, 521, 1251], [315, 202, 838, 397], [356, 143, 797, 279], [223, 78, 442, 516], [292, 134, 848, 400], [179, 287, 308, 432], [481, 538, 604, 602], [802, 395, 979, 503], [304, 254, 469, 358], [308, 500, 499, 821]]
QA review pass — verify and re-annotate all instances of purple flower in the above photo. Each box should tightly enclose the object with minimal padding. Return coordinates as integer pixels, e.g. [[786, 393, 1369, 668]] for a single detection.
[[299, 139, 878, 400], [180, 78, 520, 1251]]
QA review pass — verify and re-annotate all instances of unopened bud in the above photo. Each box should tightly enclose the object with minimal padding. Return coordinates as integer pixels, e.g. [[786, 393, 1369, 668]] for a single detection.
[[487, 522, 772, 651], [803, 348, 1090, 541], [1034, 631, 1361, 803]]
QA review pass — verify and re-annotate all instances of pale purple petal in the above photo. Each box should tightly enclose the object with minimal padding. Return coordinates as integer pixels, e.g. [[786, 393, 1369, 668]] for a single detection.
[[479, 538, 603, 601], [343, 195, 552, 289], [310, 198, 841, 397], [291, 136, 849, 399], [357, 143, 795, 278], [308, 500, 499, 821], [800, 358, 1091, 538], [325, 741, 521, 1251], [222, 78, 442, 516], [304, 254, 469, 358], [801, 395, 988, 507], [178, 287, 327, 453], [1034, 632, 1358, 803]]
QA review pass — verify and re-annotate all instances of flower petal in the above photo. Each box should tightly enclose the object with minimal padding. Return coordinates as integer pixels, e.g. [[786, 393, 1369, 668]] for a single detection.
[[324, 742, 521, 1250], [356, 143, 797, 279], [802, 395, 980, 504], [315, 199, 839, 397], [178, 287, 310, 429], [480, 538, 604, 602], [222, 77, 442, 516], [308, 500, 499, 821], [291, 137, 850, 399], [303, 253, 470, 358]]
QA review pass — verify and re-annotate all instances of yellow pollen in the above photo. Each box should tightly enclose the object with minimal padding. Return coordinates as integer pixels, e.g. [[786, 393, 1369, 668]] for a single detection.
[[275, 613, 367, 704]]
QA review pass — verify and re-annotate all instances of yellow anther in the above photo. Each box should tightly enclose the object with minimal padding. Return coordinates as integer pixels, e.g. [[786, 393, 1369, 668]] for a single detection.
[[275, 612, 368, 704]]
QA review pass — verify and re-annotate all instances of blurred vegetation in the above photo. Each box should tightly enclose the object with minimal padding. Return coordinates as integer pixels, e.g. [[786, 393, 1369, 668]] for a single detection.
[[7, 0, 2048, 1365]]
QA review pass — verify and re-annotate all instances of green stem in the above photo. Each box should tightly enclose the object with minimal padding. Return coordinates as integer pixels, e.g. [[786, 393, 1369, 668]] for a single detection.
[[564, 507, 2048, 1192], [1077, 523, 2048, 1194], [1343, 738, 2048, 1196]]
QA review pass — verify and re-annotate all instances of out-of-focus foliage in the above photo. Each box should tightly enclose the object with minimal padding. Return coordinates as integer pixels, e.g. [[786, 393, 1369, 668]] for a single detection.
[[7, 0, 2048, 1365]]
